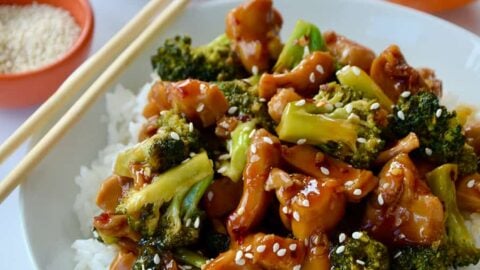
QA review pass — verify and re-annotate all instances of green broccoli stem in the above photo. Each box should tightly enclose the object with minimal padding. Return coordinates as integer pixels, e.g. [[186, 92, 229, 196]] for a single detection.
[[426, 164, 476, 249], [173, 248, 208, 268], [222, 120, 257, 182], [273, 20, 326, 72], [182, 175, 213, 221], [196, 34, 230, 54], [277, 102, 358, 150], [164, 188, 190, 236]]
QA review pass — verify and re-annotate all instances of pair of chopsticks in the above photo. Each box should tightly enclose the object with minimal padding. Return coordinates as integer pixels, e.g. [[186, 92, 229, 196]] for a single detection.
[[0, 0, 190, 203]]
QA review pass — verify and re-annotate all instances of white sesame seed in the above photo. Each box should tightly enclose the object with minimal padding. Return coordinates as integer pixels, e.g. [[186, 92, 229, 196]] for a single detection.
[[352, 66, 361, 76], [170, 131, 180, 140], [336, 245, 345, 254], [251, 145, 257, 153], [316, 65, 324, 74], [219, 122, 230, 129], [194, 217, 200, 228], [235, 250, 244, 261], [199, 83, 207, 94], [297, 138, 307, 145], [217, 166, 228, 174], [353, 189, 362, 196], [339, 233, 346, 243], [207, 191, 214, 201], [250, 155, 260, 163], [293, 265, 301, 270], [185, 218, 191, 227], [352, 232, 363, 239], [219, 154, 230, 160], [196, 103, 205, 112], [273, 243, 280, 253], [344, 180, 354, 187], [302, 199, 310, 207], [303, 45, 310, 58], [235, 258, 246, 266], [348, 113, 360, 122], [382, 183, 390, 189], [182, 158, 190, 164], [249, 129, 256, 138], [378, 194, 384, 206], [256, 245, 266, 253], [244, 245, 252, 252], [289, 243, 297, 251], [251, 65, 259, 75], [188, 122, 194, 132], [425, 147, 433, 156], [397, 110, 405, 120], [189, 152, 196, 157], [345, 103, 353, 114], [467, 179, 476, 188], [295, 99, 306, 106], [228, 106, 238, 114], [282, 206, 289, 214], [400, 91, 411, 98], [263, 137, 274, 144], [320, 166, 330, 175], [436, 108, 443, 118], [309, 72, 316, 83], [259, 97, 266, 102], [357, 137, 367, 143], [153, 254, 160, 264], [356, 259, 365, 265], [293, 211, 300, 222], [244, 252, 253, 259], [277, 248, 287, 257], [370, 102, 380, 110], [399, 233, 406, 239], [394, 251, 402, 259]]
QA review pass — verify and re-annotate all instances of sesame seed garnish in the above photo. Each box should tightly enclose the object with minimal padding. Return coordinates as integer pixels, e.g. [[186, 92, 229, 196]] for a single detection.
[[154, 254, 160, 264], [302, 199, 310, 207], [425, 147, 433, 156], [237, 207, 245, 215], [353, 189, 362, 196], [189, 152, 196, 157], [295, 99, 306, 106], [282, 206, 289, 214], [251, 145, 257, 153], [257, 245, 266, 253], [344, 180, 354, 187], [352, 66, 361, 76], [297, 138, 307, 145], [244, 252, 254, 259], [170, 131, 180, 140], [467, 179, 476, 188], [378, 194, 384, 206], [182, 158, 190, 164], [348, 113, 360, 121], [273, 243, 280, 253], [235, 258, 246, 266], [400, 91, 411, 98], [217, 166, 228, 174], [399, 233, 406, 239], [235, 250, 244, 261], [336, 245, 345, 254], [194, 217, 200, 228], [339, 233, 346, 243], [303, 45, 310, 57], [383, 183, 390, 189], [436, 109, 443, 118], [357, 137, 367, 143], [394, 251, 402, 259], [289, 243, 297, 251], [207, 191, 214, 201], [263, 137, 274, 144], [250, 155, 260, 163], [228, 106, 238, 114], [293, 211, 300, 222], [196, 103, 205, 112], [370, 102, 380, 110], [277, 248, 287, 257], [249, 129, 256, 138], [320, 166, 330, 175], [309, 72, 316, 83], [219, 122, 230, 129], [219, 154, 230, 160], [185, 218, 191, 227], [251, 65, 259, 75], [293, 265, 301, 270], [356, 259, 365, 265], [316, 65, 324, 74], [345, 103, 353, 114], [199, 83, 207, 94], [352, 232, 363, 239], [397, 110, 405, 120], [259, 97, 266, 102]]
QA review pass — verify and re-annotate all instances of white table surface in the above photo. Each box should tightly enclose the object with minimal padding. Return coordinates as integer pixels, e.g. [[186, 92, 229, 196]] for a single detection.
[[0, 0, 479, 269]]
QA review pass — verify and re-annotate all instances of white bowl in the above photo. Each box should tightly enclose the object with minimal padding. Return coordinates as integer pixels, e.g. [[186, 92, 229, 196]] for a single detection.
[[20, 0, 480, 269]]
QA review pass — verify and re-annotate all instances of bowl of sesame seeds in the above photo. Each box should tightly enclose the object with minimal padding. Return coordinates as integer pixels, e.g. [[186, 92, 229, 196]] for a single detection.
[[0, 0, 94, 108]]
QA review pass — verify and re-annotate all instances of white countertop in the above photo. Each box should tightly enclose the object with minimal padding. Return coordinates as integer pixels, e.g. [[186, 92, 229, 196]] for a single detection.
[[0, 0, 479, 269]]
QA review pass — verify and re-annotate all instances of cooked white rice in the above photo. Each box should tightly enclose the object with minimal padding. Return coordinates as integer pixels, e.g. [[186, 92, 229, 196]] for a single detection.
[[71, 82, 480, 269]]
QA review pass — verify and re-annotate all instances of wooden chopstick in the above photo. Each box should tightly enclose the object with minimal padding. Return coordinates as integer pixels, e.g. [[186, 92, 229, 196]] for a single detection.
[[0, 0, 171, 165], [0, 0, 190, 203]]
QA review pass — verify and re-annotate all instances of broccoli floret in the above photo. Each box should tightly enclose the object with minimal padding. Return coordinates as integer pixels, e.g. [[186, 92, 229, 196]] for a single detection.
[[277, 83, 385, 168], [133, 239, 175, 270], [390, 244, 449, 270], [219, 120, 256, 182], [117, 152, 214, 236], [151, 35, 246, 82], [159, 176, 212, 248], [114, 110, 201, 177], [273, 20, 326, 72], [426, 164, 480, 267], [202, 230, 230, 258], [330, 232, 390, 270], [173, 248, 208, 269], [457, 144, 479, 176], [390, 91, 477, 175]]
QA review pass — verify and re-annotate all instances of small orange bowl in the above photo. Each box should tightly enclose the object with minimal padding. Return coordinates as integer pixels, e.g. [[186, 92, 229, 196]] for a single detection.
[[0, 0, 94, 108]]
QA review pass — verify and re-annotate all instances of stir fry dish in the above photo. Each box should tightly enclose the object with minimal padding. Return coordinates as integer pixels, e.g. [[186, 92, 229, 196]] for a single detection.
[[92, 0, 480, 269]]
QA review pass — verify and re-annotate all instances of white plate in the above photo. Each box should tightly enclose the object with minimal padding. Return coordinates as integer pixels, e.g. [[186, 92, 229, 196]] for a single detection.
[[20, 0, 480, 268]]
